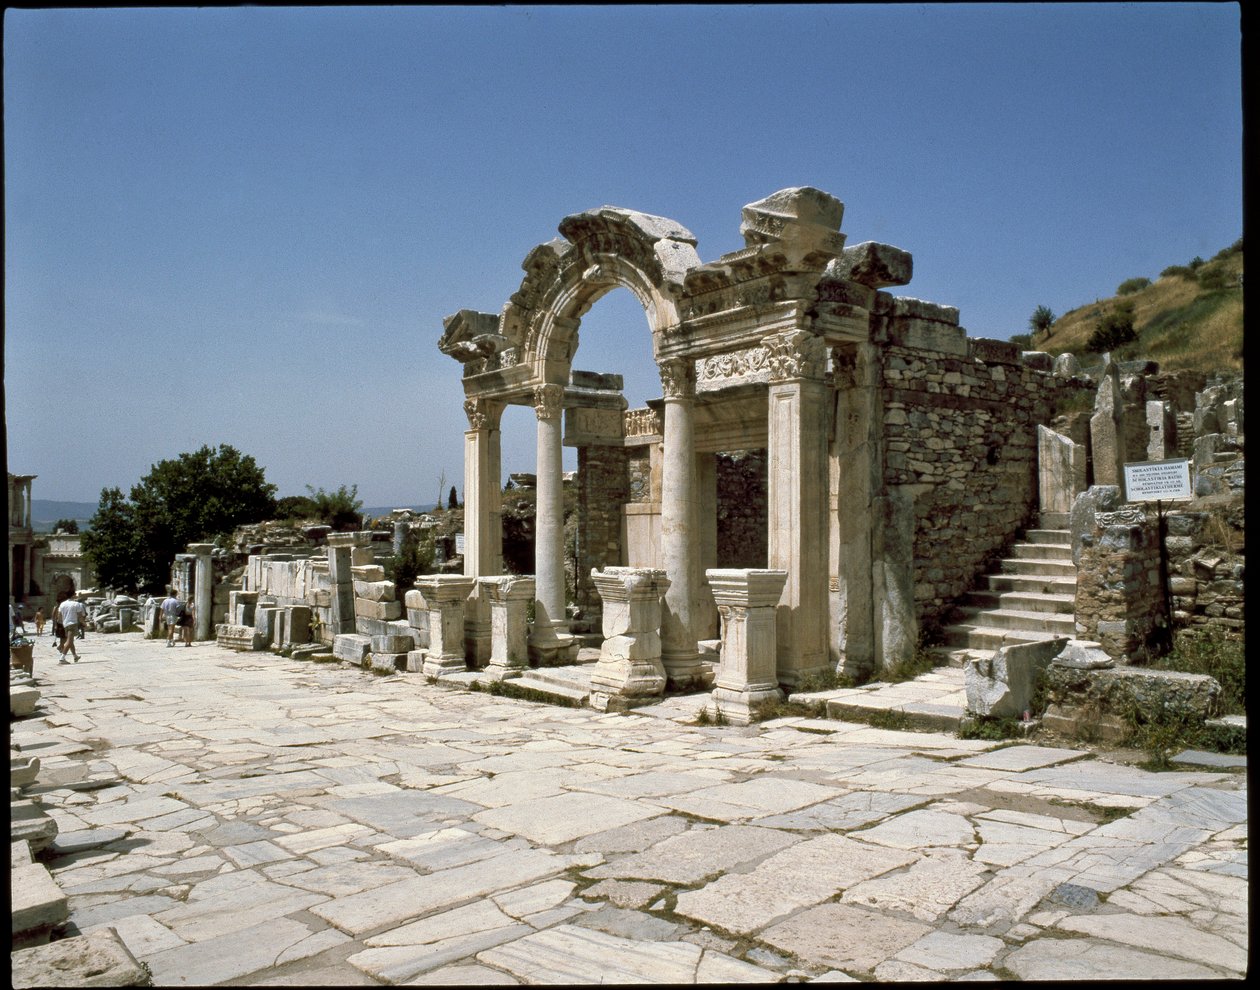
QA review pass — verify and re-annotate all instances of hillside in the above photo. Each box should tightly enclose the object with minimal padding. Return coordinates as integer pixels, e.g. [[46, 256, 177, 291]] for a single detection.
[[1032, 240, 1243, 373]]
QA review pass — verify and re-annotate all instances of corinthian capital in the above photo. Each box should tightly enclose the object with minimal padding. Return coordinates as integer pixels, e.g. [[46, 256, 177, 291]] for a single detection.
[[763, 330, 825, 382], [658, 358, 695, 399], [463, 397, 503, 431], [533, 383, 565, 421]]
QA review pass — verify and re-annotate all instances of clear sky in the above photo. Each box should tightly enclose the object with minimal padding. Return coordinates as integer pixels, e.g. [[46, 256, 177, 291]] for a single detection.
[[4, 4, 1242, 508]]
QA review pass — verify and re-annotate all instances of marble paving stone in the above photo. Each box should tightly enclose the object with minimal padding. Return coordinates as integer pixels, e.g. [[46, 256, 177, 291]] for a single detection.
[[571, 813, 690, 854], [272, 821, 375, 854], [871, 959, 945, 981], [222, 839, 292, 867], [376, 827, 530, 872], [573, 768, 733, 799], [841, 848, 989, 921], [274, 927, 352, 965], [77, 795, 190, 827], [580, 878, 665, 909], [432, 768, 572, 808], [350, 923, 533, 982], [151, 881, 327, 942], [1003, 938, 1225, 980], [755, 791, 925, 831], [957, 745, 1091, 771], [948, 865, 1075, 930], [407, 963, 523, 985], [83, 912, 187, 956], [476, 924, 775, 984], [655, 776, 843, 821], [894, 930, 1004, 970], [328, 790, 485, 838], [311, 848, 567, 936], [973, 818, 1081, 868], [583, 823, 800, 885], [490, 878, 577, 920], [12, 861, 69, 933], [472, 792, 664, 845], [760, 902, 933, 974], [674, 834, 917, 934], [274, 860, 420, 897], [1055, 911, 1247, 973], [142, 916, 319, 986], [570, 904, 684, 941], [853, 807, 978, 849]]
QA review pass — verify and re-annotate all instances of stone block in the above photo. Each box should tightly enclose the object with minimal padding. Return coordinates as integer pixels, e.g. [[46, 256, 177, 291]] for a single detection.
[[353, 580, 397, 602], [351, 564, 385, 581], [11, 801, 58, 853], [216, 623, 263, 652], [354, 598, 403, 621], [11, 861, 69, 936], [10, 685, 41, 718], [370, 652, 406, 675], [371, 634, 413, 654], [11, 927, 148, 987], [1020, 350, 1054, 372], [828, 241, 913, 289], [1050, 640, 1114, 669], [965, 637, 1068, 719], [333, 634, 372, 665]]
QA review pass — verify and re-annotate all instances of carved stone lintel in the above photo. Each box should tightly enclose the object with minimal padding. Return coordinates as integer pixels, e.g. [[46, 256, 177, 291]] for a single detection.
[[658, 358, 695, 400], [764, 330, 825, 383], [696, 346, 771, 391], [533, 383, 565, 421], [624, 407, 663, 438]]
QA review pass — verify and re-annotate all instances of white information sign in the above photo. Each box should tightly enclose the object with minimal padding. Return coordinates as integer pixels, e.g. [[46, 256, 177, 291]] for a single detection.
[[455, 532, 465, 555], [1124, 459, 1191, 501]]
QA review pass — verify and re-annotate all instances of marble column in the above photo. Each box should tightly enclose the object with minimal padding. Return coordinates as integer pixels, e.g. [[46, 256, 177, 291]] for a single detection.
[[462, 397, 504, 665], [658, 358, 704, 688], [530, 383, 574, 663], [188, 543, 215, 640], [708, 568, 788, 725], [765, 330, 830, 687]]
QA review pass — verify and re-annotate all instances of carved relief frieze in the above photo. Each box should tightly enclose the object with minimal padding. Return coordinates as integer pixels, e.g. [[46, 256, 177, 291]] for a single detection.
[[624, 407, 664, 438], [696, 346, 772, 393], [764, 330, 826, 382], [1095, 508, 1148, 527]]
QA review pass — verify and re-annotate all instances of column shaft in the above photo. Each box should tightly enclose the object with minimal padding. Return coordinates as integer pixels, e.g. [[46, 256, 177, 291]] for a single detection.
[[658, 359, 702, 686], [533, 384, 566, 633]]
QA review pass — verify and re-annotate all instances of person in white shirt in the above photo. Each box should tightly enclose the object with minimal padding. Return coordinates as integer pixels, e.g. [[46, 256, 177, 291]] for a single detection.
[[57, 597, 88, 663], [160, 591, 184, 648]]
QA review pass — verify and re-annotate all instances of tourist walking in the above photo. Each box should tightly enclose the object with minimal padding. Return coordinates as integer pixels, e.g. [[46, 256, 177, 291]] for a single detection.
[[181, 604, 195, 647], [160, 590, 185, 647], [57, 597, 88, 663], [34, 607, 45, 635]]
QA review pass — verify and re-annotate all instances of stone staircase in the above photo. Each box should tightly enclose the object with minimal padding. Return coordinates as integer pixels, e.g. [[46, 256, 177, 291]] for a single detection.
[[941, 527, 1077, 651]]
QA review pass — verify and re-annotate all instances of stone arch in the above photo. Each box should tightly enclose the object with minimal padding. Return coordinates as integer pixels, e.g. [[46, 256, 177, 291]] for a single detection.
[[513, 207, 703, 385]]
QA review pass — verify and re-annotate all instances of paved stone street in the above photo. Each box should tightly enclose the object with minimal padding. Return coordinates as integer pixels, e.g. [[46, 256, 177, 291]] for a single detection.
[[13, 633, 1247, 984]]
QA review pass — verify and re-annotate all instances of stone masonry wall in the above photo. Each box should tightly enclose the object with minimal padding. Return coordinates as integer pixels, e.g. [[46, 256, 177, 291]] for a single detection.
[[715, 449, 767, 569], [575, 445, 629, 621], [880, 336, 1064, 630]]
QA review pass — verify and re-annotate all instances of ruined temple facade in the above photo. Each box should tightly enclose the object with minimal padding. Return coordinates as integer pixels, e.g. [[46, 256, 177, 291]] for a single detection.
[[440, 188, 1071, 686]]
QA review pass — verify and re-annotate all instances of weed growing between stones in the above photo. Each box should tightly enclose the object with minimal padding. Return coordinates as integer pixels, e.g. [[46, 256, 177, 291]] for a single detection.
[[1048, 798, 1132, 826], [1153, 628, 1245, 713], [958, 716, 1024, 740], [881, 643, 944, 684], [477, 678, 582, 708], [794, 667, 856, 693], [692, 705, 728, 726]]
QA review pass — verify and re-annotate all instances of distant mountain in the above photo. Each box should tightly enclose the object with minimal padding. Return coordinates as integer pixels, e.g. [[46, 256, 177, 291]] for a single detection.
[[30, 499, 97, 532]]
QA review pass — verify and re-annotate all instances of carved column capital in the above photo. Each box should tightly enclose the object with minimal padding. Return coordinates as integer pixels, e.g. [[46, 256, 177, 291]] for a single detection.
[[464, 397, 504, 431], [658, 358, 695, 400], [764, 330, 826, 383], [533, 383, 565, 421]]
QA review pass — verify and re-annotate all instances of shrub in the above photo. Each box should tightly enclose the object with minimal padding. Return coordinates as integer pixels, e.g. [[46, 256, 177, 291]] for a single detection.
[[1116, 277, 1151, 295], [1008, 333, 1033, 349], [1086, 300, 1137, 352], [1160, 264, 1193, 279], [1196, 263, 1232, 291]]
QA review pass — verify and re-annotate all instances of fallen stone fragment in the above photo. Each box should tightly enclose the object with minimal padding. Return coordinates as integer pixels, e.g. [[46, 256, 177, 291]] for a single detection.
[[11, 861, 69, 938], [11, 927, 147, 987]]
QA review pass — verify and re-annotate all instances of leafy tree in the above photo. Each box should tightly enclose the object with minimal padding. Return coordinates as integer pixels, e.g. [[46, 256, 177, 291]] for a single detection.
[[83, 445, 277, 592], [305, 484, 362, 531], [81, 488, 141, 592], [447, 485, 459, 510], [52, 518, 80, 534], [276, 494, 318, 520], [1028, 305, 1057, 337]]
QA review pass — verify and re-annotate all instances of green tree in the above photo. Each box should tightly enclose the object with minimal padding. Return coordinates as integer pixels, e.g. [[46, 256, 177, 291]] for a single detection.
[[84, 445, 277, 591], [276, 494, 318, 520], [81, 488, 141, 592], [1086, 299, 1138, 353], [1028, 305, 1057, 337], [447, 485, 459, 510], [52, 518, 80, 534], [305, 484, 362, 530]]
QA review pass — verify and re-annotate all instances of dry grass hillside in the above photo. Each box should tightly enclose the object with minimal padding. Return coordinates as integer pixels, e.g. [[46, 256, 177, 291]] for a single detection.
[[1032, 241, 1243, 373]]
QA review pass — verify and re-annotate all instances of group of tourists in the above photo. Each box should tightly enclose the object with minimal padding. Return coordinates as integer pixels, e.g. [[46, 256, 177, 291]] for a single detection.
[[161, 590, 194, 647], [9, 588, 196, 665]]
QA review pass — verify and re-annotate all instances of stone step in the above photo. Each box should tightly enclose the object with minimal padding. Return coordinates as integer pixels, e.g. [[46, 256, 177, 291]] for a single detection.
[[1024, 528, 1071, 545], [963, 590, 1076, 615], [940, 624, 1072, 651], [998, 557, 1078, 577], [1010, 542, 1073, 561], [507, 674, 590, 706], [521, 665, 596, 691], [951, 607, 1076, 634], [982, 573, 1076, 595]]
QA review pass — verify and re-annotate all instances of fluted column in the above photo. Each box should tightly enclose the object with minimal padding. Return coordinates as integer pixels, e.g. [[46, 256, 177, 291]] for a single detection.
[[658, 358, 703, 687], [462, 397, 504, 665], [765, 330, 830, 687]]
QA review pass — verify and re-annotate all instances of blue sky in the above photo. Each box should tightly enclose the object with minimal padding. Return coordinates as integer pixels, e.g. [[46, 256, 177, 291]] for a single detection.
[[4, 4, 1242, 508]]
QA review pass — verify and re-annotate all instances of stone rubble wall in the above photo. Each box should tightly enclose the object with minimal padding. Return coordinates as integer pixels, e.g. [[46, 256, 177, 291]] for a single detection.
[[574, 445, 629, 625], [715, 449, 768, 569], [1165, 494, 1244, 635], [880, 335, 1063, 629]]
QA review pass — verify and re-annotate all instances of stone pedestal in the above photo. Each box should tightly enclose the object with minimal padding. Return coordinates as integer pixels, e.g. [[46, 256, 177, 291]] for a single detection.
[[707, 569, 788, 725], [481, 575, 536, 680], [414, 575, 476, 678], [326, 539, 356, 635], [588, 567, 670, 706]]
